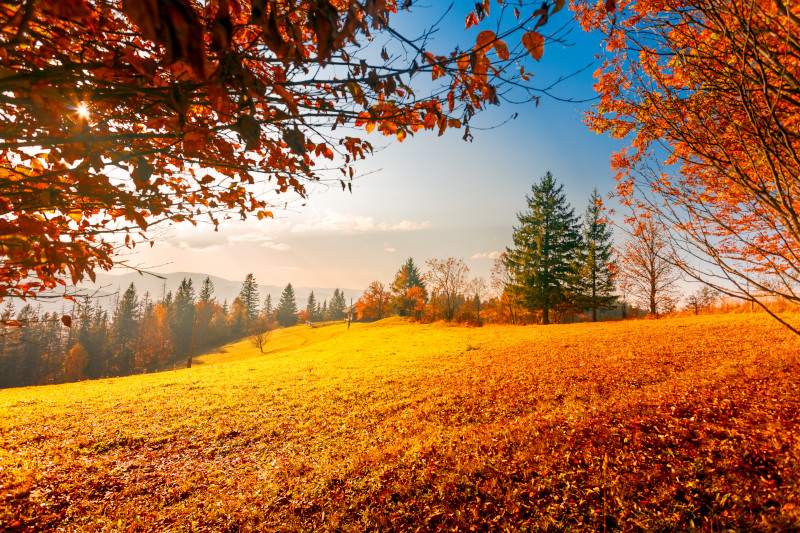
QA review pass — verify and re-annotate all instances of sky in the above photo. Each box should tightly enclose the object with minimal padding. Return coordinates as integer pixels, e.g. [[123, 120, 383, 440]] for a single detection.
[[113, 3, 625, 292]]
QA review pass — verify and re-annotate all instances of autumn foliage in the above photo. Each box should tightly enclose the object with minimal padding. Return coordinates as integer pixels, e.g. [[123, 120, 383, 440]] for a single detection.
[[0, 0, 565, 301], [578, 0, 800, 331], [1, 315, 798, 531]]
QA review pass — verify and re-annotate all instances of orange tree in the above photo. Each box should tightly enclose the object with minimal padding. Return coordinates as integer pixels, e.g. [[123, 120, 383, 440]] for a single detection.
[[355, 280, 390, 320], [0, 0, 572, 304], [578, 0, 800, 331]]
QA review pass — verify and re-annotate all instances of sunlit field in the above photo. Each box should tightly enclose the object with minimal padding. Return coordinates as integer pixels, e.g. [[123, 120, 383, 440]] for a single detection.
[[2, 315, 799, 532]]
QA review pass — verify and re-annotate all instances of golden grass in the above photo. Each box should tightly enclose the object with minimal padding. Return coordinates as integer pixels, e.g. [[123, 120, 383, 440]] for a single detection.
[[1, 315, 799, 532]]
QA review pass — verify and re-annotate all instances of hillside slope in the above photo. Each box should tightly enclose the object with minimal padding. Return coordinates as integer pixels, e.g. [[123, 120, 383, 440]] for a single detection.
[[1, 315, 799, 532]]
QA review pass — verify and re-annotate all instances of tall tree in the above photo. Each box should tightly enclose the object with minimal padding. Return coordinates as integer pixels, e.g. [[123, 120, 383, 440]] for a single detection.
[[275, 284, 298, 328], [424, 258, 470, 321], [0, 1, 570, 301], [575, 189, 617, 321], [306, 291, 318, 323], [617, 219, 682, 318], [238, 274, 260, 327], [579, 0, 800, 332], [329, 289, 347, 321], [505, 172, 581, 325], [391, 258, 428, 316], [170, 278, 196, 356], [112, 283, 140, 375], [263, 294, 274, 319]]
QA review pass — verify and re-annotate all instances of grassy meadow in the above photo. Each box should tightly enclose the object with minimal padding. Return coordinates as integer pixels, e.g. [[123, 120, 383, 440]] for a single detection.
[[1, 314, 799, 532]]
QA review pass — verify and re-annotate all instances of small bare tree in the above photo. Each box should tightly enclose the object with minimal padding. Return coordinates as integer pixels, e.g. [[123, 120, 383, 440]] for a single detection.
[[250, 316, 276, 354], [617, 219, 682, 318]]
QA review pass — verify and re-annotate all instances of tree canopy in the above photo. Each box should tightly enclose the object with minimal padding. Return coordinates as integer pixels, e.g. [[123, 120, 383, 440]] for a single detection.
[[578, 0, 800, 331], [0, 0, 573, 303]]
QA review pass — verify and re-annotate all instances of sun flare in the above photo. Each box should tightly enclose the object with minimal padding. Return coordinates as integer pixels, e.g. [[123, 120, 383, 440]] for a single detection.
[[76, 101, 90, 120]]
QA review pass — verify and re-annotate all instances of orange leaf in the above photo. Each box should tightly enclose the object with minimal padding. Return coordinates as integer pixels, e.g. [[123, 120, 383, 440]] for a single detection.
[[476, 30, 496, 50], [521, 31, 544, 61], [493, 40, 510, 60], [465, 12, 478, 29]]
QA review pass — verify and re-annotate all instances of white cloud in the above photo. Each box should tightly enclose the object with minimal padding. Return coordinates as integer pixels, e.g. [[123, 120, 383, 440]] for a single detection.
[[262, 242, 291, 251], [384, 247, 397, 253], [376, 220, 430, 231], [291, 209, 429, 235], [471, 251, 501, 260]]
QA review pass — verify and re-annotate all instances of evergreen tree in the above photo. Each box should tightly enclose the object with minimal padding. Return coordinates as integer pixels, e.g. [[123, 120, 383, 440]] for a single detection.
[[391, 257, 428, 316], [575, 189, 617, 321], [320, 300, 328, 322], [237, 273, 260, 326], [263, 294, 274, 318], [505, 172, 582, 325], [275, 283, 298, 327], [306, 291, 317, 322], [112, 283, 140, 375], [199, 276, 215, 304], [170, 278, 196, 357], [329, 288, 347, 320]]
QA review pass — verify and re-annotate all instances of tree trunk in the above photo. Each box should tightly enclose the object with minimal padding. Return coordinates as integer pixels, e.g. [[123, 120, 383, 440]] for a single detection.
[[543, 307, 550, 325]]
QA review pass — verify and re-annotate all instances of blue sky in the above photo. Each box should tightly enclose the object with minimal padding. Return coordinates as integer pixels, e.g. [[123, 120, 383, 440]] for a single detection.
[[119, 3, 625, 292]]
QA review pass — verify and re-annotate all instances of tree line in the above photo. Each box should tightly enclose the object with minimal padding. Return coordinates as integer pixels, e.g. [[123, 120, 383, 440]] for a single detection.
[[356, 172, 712, 325], [0, 276, 349, 388]]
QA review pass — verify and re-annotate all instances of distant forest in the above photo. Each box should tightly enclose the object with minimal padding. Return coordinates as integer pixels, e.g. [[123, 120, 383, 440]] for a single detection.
[[0, 275, 347, 389]]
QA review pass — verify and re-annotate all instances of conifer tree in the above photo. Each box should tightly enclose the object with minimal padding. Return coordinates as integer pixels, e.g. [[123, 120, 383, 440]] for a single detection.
[[263, 294, 274, 318], [391, 258, 428, 316], [199, 277, 215, 305], [171, 278, 196, 357], [276, 284, 298, 328], [575, 189, 617, 321], [237, 273, 260, 326], [505, 172, 582, 325], [306, 291, 317, 323], [113, 283, 140, 375], [329, 289, 347, 321]]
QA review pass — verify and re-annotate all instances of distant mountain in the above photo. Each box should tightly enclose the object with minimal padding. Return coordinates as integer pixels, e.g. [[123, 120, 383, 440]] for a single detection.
[[26, 271, 362, 312]]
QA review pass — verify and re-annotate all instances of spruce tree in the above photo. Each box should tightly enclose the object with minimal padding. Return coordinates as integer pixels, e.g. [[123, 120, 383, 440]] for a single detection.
[[575, 189, 617, 321], [391, 257, 428, 316], [263, 294, 274, 318], [237, 273, 260, 325], [329, 288, 346, 320], [171, 278, 196, 357], [275, 283, 298, 327], [199, 276, 215, 304], [306, 291, 317, 322], [113, 283, 140, 375], [505, 172, 581, 325]]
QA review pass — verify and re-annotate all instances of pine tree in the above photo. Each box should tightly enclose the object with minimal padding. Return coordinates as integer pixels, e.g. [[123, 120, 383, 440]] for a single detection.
[[575, 189, 617, 321], [113, 283, 140, 375], [199, 277, 215, 304], [505, 172, 582, 325], [320, 300, 328, 322], [306, 291, 317, 323], [263, 294, 274, 318], [391, 257, 428, 316], [171, 278, 196, 357], [329, 288, 347, 320], [275, 283, 298, 327], [238, 273, 260, 326]]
